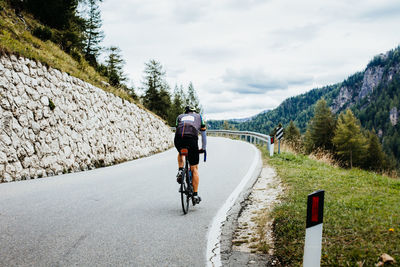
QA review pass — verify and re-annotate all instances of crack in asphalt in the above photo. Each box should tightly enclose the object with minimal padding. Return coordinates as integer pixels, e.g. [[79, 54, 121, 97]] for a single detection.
[[206, 145, 262, 267], [220, 166, 282, 266]]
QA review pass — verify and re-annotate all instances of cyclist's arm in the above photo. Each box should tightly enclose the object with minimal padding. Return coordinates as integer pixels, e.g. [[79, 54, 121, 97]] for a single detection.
[[200, 115, 207, 150], [201, 130, 207, 150]]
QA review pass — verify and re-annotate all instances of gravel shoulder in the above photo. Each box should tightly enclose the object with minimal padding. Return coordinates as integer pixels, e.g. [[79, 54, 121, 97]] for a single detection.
[[220, 165, 283, 266]]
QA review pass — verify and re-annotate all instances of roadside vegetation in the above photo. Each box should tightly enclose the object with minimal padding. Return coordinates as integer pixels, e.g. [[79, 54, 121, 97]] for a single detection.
[[0, 0, 133, 101], [259, 145, 400, 266], [0, 0, 203, 123]]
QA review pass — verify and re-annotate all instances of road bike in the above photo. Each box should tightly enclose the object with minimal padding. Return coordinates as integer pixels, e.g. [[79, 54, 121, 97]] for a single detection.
[[179, 148, 206, 215]]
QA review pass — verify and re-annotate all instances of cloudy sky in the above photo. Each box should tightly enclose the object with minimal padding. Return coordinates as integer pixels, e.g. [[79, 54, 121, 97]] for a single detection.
[[99, 0, 400, 120]]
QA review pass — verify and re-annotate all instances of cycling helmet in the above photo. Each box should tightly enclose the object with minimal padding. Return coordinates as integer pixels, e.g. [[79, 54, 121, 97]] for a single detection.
[[185, 105, 196, 113]]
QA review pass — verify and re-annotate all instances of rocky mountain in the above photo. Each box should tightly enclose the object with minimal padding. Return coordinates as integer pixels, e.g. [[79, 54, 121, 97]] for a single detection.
[[208, 46, 400, 164]]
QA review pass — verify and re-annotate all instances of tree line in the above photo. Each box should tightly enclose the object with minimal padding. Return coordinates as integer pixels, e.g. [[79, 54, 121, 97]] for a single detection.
[[8, 0, 127, 88], [5, 0, 203, 124], [141, 59, 202, 126], [208, 46, 400, 170], [283, 99, 392, 172]]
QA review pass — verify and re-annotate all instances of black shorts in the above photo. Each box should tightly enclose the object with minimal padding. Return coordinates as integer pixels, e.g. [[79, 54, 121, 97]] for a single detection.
[[174, 136, 199, 166]]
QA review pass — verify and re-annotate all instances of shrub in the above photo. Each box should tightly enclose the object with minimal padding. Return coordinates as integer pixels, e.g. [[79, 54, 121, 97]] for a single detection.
[[32, 26, 53, 41], [48, 98, 55, 110], [70, 48, 83, 64]]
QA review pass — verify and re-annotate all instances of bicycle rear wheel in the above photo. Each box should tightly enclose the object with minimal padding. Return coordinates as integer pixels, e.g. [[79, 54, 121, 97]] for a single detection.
[[180, 167, 190, 214]]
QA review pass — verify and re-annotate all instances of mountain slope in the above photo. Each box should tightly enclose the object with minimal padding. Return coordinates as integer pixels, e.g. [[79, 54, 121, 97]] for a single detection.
[[208, 46, 400, 164]]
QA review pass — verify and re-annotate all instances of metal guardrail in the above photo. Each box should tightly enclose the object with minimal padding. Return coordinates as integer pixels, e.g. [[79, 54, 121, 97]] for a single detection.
[[206, 130, 271, 150], [170, 128, 271, 151]]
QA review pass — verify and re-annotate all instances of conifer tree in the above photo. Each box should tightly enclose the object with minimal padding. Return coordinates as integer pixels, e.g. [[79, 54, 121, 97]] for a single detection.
[[185, 82, 202, 113], [25, 0, 86, 53], [141, 59, 171, 120], [105, 46, 126, 87], [223, 121, 234, 130], [304, 98, 336, 153], [332, 109, 367, 168], [24, 0, 81, 30], [82, 0, 104, 67], [167, 85, 185, 126], [363, 130, 385, 171], [285, 120, 301, 150]]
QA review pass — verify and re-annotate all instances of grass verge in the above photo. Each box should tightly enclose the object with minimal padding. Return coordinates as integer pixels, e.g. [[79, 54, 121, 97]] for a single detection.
[[260, 147, 400, 266]]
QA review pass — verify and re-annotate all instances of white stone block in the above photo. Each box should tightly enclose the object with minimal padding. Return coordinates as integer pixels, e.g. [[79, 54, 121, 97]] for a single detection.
[[0, 151, 6, 164], [40, 95, 49, 106], [3, 172, 13, 182]]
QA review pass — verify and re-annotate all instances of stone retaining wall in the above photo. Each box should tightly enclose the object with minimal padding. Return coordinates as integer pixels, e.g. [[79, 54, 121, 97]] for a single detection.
[[0, 54, 173, 182]]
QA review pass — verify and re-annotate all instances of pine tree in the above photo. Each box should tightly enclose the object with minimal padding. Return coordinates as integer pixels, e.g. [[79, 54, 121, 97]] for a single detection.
[[222, 120, 236, 130], [305, 98, 336, 153], [332, 109, 367, 168], [141, 59, 171, 120], [82, 0, 104, 67], [24, 0, 81, 30], [167, 85, 185, 126], [105, 46, 126, 87], [24, 0, 86, 53], [285, 120, 301, 151], [185, 82, 202, 113], [363, 130, 385, 171]]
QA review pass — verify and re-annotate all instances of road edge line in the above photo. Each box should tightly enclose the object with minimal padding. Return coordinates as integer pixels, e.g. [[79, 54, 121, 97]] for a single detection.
[[206, 144, 262, 267]]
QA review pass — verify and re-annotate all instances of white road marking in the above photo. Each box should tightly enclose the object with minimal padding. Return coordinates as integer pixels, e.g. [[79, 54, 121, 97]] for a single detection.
[[206, 143, 261, 267]]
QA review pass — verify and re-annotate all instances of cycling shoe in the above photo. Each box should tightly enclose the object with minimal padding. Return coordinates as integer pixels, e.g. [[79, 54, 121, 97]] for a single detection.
[[193, 195, 202, 205], [176, 170, 183, 184]]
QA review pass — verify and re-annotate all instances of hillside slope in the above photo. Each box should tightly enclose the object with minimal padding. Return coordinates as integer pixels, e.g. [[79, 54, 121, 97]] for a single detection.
[[0, 2, 173, 182], [208, 46, 400, 164], [0, 1, 132, 102]]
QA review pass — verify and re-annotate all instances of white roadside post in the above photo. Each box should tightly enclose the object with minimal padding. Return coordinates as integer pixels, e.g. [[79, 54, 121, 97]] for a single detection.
[[269, 136, 274, 157], [303, 190, 325, 267], [276, 127, 283, 154]]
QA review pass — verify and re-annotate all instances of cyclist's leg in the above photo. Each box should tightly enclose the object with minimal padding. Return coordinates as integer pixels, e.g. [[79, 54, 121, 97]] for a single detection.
[[174, 136, 185, 183], [175, 136, 187, 168], [191, 164, 199, 193], [187, 138, 200, 193], [177, 153, 184, 168]]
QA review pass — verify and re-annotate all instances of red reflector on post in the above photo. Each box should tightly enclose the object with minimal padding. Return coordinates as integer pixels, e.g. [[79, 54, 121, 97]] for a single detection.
[[306, 190, 324, 228], [311, 196, 319, 222]]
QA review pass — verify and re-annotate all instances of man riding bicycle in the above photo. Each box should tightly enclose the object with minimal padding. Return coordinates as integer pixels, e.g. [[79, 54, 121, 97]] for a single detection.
[[174, 105, 207, 204]]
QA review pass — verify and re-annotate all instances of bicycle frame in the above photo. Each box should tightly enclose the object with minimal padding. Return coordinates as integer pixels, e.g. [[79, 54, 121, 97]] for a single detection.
[[180, 149, 192, 214], [179, 148, 206, 214]]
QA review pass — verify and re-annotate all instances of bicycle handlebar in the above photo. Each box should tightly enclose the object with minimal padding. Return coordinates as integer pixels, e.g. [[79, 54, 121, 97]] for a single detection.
[[198, 149, 207, 162]]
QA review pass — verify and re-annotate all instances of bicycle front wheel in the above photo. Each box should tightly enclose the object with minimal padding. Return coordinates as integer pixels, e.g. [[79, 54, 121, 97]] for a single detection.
[[180, 169, 189, 214]]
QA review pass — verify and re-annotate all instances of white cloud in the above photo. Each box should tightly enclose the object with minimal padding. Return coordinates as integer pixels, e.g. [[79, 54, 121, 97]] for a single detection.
[[220, 68, 314, 94], [100, 0, 400, 120], [172, 0, 210, 23]]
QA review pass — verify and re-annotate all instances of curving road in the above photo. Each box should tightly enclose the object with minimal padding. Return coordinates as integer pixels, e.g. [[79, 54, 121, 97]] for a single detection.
[[0, 137, 261, 267]]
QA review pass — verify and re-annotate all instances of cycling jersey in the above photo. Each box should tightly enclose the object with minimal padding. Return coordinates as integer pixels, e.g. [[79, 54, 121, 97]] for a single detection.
[[175, 112, 206, 138]]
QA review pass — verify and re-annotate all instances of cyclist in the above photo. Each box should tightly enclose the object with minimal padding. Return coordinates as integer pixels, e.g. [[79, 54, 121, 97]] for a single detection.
[[174, 105, 207, 204]]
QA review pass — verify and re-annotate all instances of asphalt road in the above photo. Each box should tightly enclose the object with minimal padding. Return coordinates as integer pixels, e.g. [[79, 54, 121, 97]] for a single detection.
[[0, 137, 260, 267]]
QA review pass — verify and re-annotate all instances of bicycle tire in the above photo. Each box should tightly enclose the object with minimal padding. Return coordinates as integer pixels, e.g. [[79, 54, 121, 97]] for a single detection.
[[181, 166, 189, 214]]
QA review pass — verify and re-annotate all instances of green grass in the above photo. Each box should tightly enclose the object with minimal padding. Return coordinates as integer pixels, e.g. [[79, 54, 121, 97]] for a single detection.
[[261, 148, 400, 266]]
